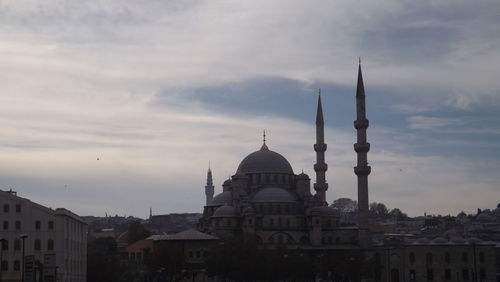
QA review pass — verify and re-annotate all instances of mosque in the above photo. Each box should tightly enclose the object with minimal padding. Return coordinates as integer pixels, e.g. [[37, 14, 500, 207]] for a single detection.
[[196, 64, 498, 282], [198, 63, 371, 249]]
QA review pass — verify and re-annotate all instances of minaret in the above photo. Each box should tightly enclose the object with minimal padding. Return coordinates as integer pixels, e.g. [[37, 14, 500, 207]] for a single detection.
[[313, 91, 328, 204], [205, 163, 214, 205], [354, 60, 371, 247]]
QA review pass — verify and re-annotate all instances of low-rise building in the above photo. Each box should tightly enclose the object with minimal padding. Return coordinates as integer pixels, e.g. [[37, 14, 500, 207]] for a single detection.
[[0, 189, 87, 282]]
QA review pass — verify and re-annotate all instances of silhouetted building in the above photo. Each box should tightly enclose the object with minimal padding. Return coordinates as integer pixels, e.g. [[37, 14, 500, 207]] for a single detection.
[[196, 64, 498, 281], [0, 189, 87, 282]]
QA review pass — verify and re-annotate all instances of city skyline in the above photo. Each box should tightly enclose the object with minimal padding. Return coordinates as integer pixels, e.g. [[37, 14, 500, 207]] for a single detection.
[[1, 1, 500, 218]]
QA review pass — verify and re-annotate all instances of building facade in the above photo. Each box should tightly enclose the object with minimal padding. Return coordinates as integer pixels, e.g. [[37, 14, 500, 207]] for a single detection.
[[0, 189, 87, 282]]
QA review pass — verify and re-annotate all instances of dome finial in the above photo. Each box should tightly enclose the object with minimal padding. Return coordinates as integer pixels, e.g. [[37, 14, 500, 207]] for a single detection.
[[261, 129, 269, 150]]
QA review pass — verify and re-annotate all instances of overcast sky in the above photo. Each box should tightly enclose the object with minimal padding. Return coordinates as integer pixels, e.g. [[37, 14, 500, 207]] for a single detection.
[[1, 0, 499, 218]]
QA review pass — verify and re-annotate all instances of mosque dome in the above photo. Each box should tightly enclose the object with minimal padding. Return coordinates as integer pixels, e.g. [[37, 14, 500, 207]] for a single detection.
[[237, 145, 293, 175], [212, 205, 238, 218], [251, 187, 297, 203], [207, 191, 232, 207]]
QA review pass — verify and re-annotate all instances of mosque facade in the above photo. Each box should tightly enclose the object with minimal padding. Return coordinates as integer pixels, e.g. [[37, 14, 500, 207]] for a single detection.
[[198, 64, 371, 249], [196, 64, 499, 282]]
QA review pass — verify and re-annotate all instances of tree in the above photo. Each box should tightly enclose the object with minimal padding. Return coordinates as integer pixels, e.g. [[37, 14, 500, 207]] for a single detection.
[[369, 202, 388, 219], [331, 198, 358, 213], [389, 208, 408, 220], [128, 220, 151, 244]]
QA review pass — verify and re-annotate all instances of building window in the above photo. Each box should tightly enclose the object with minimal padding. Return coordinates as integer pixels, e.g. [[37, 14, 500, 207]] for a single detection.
[[278, 235, 283, 244], [427, 269, 434, 281], [1, 261, 7, 271], [462, 268, 469, 280], [270, 218, 274, 227], [409, 270, 415, 281], [34, 239, 41, 251], [188, 251, 193, 258], [47, 239, 54, 251], [15, 221, 21, 230], [1, 240, 8, 251], [409, 252, 415, 264], [14, 260, 20, 271], [3, 221, 8, 230], [445, 269, 451, 280], [426, 253, 433, 266], [479, 268, 486, 280], [203, 250, 208, 258], [196, 251, 200, 258], [3, 204, 9, 213], [15, 204, 21, 213], [479, 251, 485, 263], [48, 221, 54, 230], [35, 221, 41, 230], [445, 252, 451, 264], [462, 252, 468, 263], [14, 239, 21, 251], [286, 218, 290, 227]]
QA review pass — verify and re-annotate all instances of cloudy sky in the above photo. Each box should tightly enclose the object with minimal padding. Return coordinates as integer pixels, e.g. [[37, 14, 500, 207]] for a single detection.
[[1, 0, 500, 218]]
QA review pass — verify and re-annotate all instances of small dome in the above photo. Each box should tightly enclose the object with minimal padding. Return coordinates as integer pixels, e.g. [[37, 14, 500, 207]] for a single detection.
[[468, 237, 482, 244], [237, 148, 293, 175], [207, 191, 232, 207], [252, 187, 297, 203], [415, 237, 431, 244], [242, 206, 255, 215], [296, 172, 309, 179], [213, 205, 238, 218], [450, 236, 466, 244], [433, 237, 448, 244]]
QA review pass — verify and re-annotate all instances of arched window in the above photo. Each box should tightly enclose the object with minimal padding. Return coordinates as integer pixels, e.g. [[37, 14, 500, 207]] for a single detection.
[[426, 252, 433, 265], [409, 252, 415, 265], [278, 235, 283, 244], [1, 240, 8, 251], [462, 252, 468, 263], [374, 253, 381, 264]]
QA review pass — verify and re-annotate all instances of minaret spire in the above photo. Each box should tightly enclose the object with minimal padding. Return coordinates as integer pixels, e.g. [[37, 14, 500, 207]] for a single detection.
[[354, 61, 371, 247], [261, 130, 269, 150], [205, 162, 214, 205], [313, 90, 328, 204]]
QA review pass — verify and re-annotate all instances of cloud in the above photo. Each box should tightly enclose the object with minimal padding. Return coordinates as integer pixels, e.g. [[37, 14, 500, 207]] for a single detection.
[[1, 0, 500, 217], [407, 116, 458, 130]]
